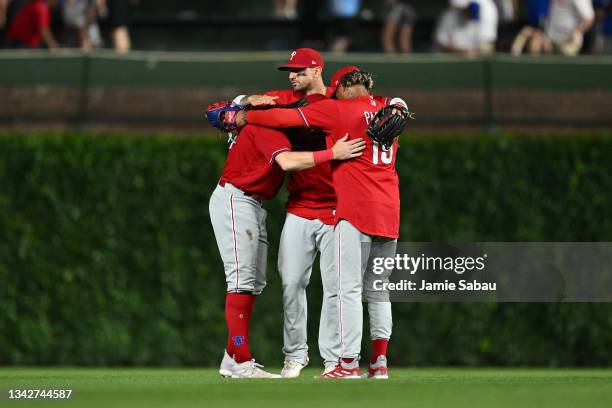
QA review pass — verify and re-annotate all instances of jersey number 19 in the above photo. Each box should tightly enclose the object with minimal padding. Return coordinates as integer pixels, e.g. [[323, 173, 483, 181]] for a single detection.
[[372, 141, 393, 165]]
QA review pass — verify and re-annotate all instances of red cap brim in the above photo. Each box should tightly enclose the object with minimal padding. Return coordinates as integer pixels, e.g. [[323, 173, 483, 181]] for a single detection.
[[278, 63, 312, 71]]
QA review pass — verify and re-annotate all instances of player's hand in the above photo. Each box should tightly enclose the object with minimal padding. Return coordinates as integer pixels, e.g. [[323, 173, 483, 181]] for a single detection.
[[332, 134, 366, 160], [391, 104, 415, 119], [245, 95, 279, 106]]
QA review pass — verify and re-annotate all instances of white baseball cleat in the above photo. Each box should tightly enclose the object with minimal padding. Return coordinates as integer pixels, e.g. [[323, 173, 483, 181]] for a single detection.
[[219, 349, 236, 378], [230, 359, 282, 379], [362, 355, 389, 379], [281, 358, 309, 378]]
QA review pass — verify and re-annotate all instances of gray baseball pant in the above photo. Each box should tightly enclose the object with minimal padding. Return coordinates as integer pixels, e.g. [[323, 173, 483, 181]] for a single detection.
[[278, 213, 339, 366], [209, 183, 268, 294], [335, 220, 396, 360]]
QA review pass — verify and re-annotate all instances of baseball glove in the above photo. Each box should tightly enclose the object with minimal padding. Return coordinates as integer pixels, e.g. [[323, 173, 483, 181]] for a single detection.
[[205, 101, 243, 132], [366, 105, 414, 149]]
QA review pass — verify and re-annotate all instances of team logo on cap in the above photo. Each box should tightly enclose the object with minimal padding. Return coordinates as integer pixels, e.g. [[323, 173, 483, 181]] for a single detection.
[[290, 51, 296, 60]]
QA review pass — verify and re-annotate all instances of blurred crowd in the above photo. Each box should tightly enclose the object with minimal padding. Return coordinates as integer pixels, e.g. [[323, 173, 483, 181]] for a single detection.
[[320, 0, 612, 56], [0, 0, 135, 52], [1, 0, 611, 55]]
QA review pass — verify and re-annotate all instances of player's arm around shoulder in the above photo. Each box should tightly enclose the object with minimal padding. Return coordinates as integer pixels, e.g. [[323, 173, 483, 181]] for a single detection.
[[274, 135, 366, 172], [239, 94, 280, 107], [235, 98, 340, 131], [234, 89, 295, 107]]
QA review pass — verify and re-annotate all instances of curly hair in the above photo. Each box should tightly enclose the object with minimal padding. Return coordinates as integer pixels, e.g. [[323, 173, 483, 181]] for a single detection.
[[339, 70, 375, 91]]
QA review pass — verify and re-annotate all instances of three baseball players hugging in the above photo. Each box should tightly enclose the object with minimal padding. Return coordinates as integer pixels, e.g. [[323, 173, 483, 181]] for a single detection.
[[205, 48, 412, 379]]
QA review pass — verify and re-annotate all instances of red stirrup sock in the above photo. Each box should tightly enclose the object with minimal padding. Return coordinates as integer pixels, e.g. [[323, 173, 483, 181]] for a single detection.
[[371, 339, 389, 363], [225, 293, 256, 363]]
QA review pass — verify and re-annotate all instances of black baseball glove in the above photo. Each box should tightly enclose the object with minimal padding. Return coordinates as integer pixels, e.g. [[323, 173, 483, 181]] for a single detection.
[[366, 105, 414, 149]]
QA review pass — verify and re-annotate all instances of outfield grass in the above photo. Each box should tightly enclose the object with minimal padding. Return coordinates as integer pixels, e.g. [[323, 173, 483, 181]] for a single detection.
[[1, 368, 612, 408]]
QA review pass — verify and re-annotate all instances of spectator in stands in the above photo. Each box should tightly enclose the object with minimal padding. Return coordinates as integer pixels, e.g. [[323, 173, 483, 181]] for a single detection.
[[0, 0, 9, 44], [98, 0, 132, 53], [381, 0, 417, 53], [435, 0, 499, 56], [62, 0, 102, 49], [526, 0, 551, 28], [328, 0, 362, 53], [542, 0, 594, 55], [511, 0, 550, 55], [274, 0, 297, 20], [0, 0, 8, 29], [591, 0, 612, 53], [493, 0, 516, 50], [493, 0, 517, 23], [435, 2, 480, 56], [469, 0, 498, 51], [4, 0, 59, 48], [297, 0, 326, 48]]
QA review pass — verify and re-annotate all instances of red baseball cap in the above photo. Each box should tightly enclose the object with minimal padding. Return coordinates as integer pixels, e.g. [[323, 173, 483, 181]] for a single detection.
[[278, 48, 324, 71], [326, 65, 361, 97]]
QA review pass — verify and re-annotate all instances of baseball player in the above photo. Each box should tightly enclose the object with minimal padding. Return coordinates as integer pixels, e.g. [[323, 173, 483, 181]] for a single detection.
[[272, 66, 406, 379], [233, 61, 408, 378], [206, 92, 366, 379], [229, 49, 344, 379], [226, 69, 407, 379], [234, 48, 327, 108], [322, 67, 408, 379], [231, 53, 406, 378]]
